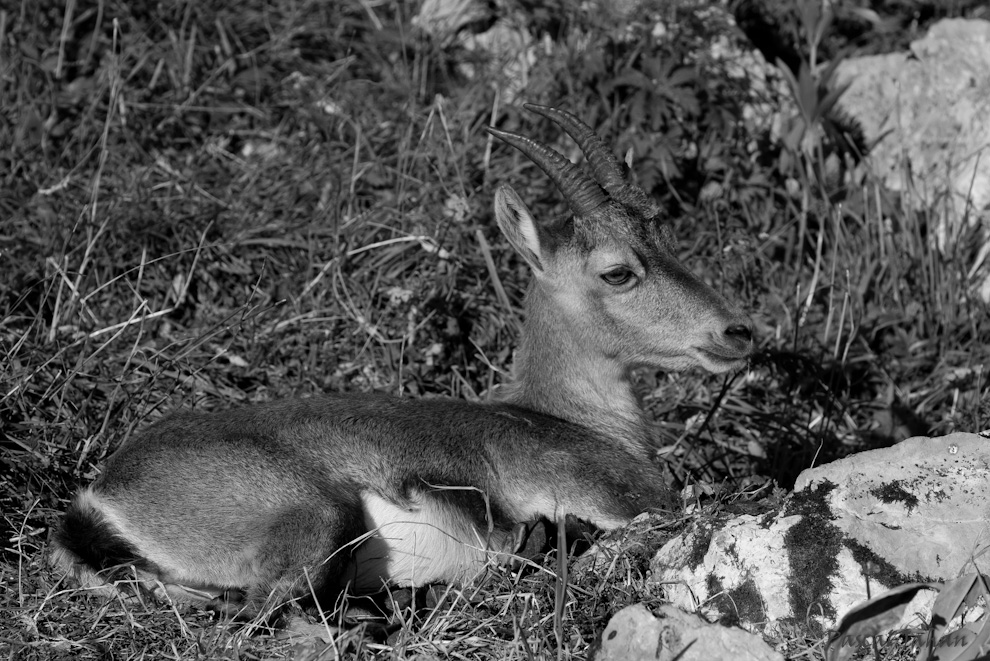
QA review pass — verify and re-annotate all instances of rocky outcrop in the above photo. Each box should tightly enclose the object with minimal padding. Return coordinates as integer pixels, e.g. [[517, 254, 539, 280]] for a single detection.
[[834, 19, 990, 251], [591, 603, 783, 661], [651, 431, 990, 633]]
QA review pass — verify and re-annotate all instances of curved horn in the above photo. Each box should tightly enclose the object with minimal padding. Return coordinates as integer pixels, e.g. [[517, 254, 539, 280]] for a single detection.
[[523, 104, 627, 194], [486, 126, 607, 216]]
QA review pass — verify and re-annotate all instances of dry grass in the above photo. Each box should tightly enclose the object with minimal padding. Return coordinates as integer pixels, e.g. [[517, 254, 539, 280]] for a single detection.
[[2, 0, 988, 659]]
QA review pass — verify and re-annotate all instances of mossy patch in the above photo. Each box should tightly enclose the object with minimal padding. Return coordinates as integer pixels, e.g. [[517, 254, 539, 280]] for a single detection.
[[687, 523, 714, 568], [783, 481, 841, 626], [844, 538, 933, 585], [783, 480, 837, 519], [706, 574, 766, 627], [869, 480, 919, 510]]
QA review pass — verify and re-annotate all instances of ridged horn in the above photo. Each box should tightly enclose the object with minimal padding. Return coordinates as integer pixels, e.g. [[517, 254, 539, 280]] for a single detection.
[[523, 104, 627, 194], [485, 126, 607, 217]]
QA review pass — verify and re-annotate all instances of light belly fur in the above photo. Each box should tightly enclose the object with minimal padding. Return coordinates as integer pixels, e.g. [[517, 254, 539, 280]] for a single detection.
[[347, 491, 514, 592]]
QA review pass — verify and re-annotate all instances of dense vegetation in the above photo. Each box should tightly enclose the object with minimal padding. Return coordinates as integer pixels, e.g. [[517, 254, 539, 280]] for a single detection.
[[2, 0, 987, 658]]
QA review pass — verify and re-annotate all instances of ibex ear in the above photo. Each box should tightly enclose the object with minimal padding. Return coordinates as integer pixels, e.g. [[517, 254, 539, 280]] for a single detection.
[[494, 185, 544, 272]]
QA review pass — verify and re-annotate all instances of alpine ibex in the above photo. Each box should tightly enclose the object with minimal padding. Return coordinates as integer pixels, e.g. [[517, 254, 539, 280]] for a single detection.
[[53, 104, 754, 617]]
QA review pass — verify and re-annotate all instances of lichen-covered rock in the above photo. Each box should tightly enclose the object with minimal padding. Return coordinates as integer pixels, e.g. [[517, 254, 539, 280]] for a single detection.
[[651, 432, 990, 633], [650, 509, 924, 635], [794, 431, 990, 581], [591, 603, 783, 661]]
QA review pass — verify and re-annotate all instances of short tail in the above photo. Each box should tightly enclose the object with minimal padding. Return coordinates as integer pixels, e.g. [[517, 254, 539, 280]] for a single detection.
[[52, 491, 157, 586]]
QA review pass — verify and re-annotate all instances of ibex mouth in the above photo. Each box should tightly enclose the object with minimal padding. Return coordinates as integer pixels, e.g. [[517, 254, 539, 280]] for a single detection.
[[695, 347, 750, 372]]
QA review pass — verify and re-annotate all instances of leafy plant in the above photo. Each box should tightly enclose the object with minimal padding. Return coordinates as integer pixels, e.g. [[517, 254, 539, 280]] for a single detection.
[[776, 52, 853, 188], [827, 573, 990, 661]]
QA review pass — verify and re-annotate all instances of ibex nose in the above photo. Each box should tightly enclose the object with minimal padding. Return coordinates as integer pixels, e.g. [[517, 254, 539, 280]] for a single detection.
[[724, 324, 753, 342], [722, 322, 755, 355]]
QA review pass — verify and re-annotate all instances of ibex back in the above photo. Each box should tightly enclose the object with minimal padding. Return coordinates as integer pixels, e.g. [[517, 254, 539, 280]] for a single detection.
[[53, 105, 754, 616]]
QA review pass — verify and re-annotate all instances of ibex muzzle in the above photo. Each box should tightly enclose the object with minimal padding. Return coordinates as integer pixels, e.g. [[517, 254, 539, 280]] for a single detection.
[[53, 105, 754, 618]]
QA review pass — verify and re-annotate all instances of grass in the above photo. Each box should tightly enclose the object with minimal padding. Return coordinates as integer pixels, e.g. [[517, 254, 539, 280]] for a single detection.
[[2, 0, 988, 659]]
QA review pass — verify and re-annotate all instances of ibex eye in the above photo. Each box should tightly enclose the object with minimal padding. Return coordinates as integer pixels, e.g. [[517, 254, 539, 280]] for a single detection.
[[601, 269, 633, 286]]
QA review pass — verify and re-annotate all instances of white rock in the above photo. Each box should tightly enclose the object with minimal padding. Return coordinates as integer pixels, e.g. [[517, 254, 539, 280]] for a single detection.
[[651, 514, 935, 634], [794, 431, 990, 581], [834, 19, 990, 253], [654, 514, 795, 626], [410, 0, 533, 102], [651, 432, 990, 633], [458, 18, 534, 103], [593, 603, 783, 661], [411, 0, 491, 43]]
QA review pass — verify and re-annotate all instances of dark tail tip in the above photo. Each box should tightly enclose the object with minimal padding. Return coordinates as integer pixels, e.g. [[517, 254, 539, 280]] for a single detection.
[[55, 497, 153, 576]]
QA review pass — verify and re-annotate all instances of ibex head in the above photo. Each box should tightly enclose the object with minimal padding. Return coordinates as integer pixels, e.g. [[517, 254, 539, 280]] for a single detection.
[[487, 104, 754, 377]]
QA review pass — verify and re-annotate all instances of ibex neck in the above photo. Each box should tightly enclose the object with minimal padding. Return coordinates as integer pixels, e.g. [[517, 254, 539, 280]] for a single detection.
[[496, 286, 652, 459]]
